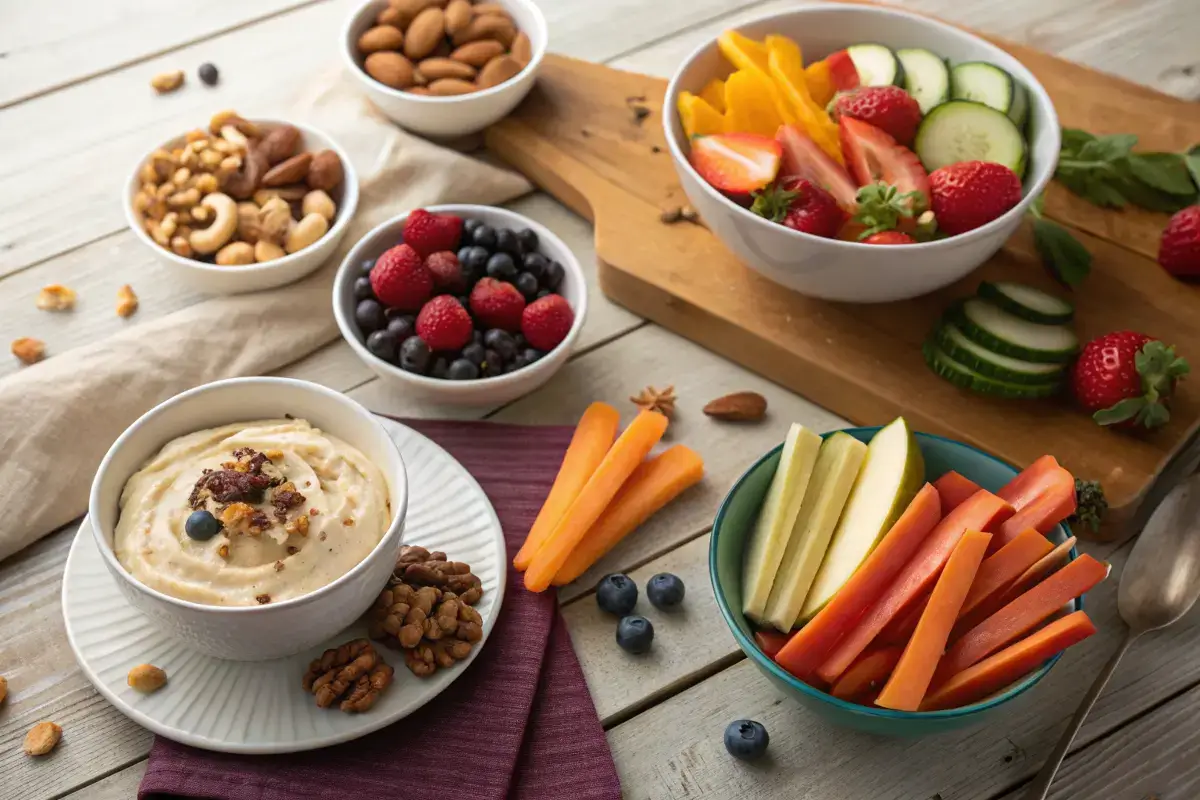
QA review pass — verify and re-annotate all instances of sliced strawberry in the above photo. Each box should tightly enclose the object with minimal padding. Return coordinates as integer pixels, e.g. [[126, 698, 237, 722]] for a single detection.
[[776, 125, 858, 212], [826, 50, 860, 91], [689, 133, 781, 198], [839, 118, 930, 209]]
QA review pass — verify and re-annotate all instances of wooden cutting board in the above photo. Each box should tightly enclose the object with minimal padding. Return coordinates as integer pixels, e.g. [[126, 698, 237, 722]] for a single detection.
[[485, 17, 1200, 541]]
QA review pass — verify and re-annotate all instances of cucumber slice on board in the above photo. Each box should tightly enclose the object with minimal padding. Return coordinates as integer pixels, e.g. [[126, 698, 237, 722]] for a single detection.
[[923, 341, 1063, 399], [934, 322, 1067, 385], [914, 101, 1027, 177], [955, 299, 1079, 363], [895, 48, 950, 113], [847, 44, 905, 87], [977, 281, 1074, 324]]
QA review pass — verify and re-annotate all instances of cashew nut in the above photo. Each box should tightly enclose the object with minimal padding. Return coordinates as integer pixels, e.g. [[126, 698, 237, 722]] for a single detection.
[[255, 240, 286, 262], [285, 213, 329, 254], [301, 190, 336, 222], [215, 241, 255, 266], [187, 193, 238, 255]]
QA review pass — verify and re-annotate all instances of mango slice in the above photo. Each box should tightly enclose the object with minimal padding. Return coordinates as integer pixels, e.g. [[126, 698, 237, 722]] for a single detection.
[[724, 70, 786, 138], [764, 35, 844, 164], [718, 31, 770, 73], [700, 78, 727, 114], [677, 91, 726, 139], [804, 59, 836, 107]]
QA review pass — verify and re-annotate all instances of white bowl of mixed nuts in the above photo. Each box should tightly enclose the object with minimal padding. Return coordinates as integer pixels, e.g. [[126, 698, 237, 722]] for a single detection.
[[124, 111, 360, 295], [342, 0, 546, 138]]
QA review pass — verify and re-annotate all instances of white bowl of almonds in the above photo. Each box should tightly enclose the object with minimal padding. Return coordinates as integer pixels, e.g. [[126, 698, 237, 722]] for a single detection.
[[343, 0, 545, 137], [125, 111, 359, 295]]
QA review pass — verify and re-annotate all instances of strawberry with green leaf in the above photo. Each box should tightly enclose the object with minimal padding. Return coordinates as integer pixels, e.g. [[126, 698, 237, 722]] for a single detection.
[[1072, 332, 1190, 429], [851, 182, 930, 241], [750, 177, 845, 239]]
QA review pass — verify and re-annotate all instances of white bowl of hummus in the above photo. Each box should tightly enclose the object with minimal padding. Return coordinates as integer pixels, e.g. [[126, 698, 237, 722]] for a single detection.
[[89, 377, 408, 661]]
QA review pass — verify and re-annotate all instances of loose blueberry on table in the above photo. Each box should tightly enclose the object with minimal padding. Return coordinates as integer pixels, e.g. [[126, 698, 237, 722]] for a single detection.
[[646, 572, 686, 609], [616, 615, 655, 654], [724, 720, 769, 761], [596, 573, 638, 615], [353, 209, 575, 381]]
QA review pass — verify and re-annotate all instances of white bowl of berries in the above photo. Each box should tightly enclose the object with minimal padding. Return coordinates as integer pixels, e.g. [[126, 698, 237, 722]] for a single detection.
[[332, 205, 586, 406]]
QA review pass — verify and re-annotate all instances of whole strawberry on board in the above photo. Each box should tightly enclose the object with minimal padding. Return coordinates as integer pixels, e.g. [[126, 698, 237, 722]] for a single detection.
[[832, 86, 923, 147], [750, 178, 845, 239], [1072, 332, 1189, 429], [1158, 205, 1200, 279], [929, 161, 1022, 236]]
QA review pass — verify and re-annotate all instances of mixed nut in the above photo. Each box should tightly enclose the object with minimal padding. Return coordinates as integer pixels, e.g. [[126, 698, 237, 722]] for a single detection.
[[132, 110, 344, 266], [358, 0, 533, 96]]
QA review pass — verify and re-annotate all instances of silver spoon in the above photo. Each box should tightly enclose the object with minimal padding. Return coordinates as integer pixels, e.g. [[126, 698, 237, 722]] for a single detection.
[[1024, 472, 1200, 799]]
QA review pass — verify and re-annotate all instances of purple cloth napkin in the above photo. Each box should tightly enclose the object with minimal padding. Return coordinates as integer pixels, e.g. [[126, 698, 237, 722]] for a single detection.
[[140, 419, 621, 800]]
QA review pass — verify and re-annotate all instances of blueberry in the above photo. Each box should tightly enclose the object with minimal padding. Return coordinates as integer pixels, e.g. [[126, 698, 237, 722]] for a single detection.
[[431, 357, 450, 379], [471, 224, 497, 250], [355, 299, 386, 333], [523, 347, 545, 363], [522, 252, 548, 280], [596, 574, 638, 615], [514, 333, 527, 349], [399, 336, 431, 373], [506, 355, 529, 372], [515, 272, 539, 299], [460, 245, 489, 275], [472, 329, 484, 345], [495, 228, 522, 257], [481, 349, 504, 377], [483, 329, 517, 361], [360, 258, 376, 276], [386, 315, 415, 341], [485, 252, 517, 281], [185, 509, 222, 541], [463, 218, 482, 235], [543, 260, 564, 291], [724, 720, 769, 761], [353, 275, 376, 301], [616, 615, 654, 654], [518, 228, 539, 253], [198, 62, 219, 86], [366, 329, 399, 363], [536, 288, 551, 299], [447, 358, 479, 380], [646, 573, 685, 609], [462, 342, 486, 366]]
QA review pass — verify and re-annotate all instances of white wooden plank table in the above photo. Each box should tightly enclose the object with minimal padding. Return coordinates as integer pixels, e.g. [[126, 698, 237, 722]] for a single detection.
[[1, 1, 1198, 798]]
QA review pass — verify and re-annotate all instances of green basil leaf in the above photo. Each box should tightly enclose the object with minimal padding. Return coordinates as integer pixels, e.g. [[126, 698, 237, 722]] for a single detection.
[[1112, 162, 1195, 213], [1184, 144, 1200, 193], [1033, 218, 1092, 288], [1125, 153, 1198, 197], [1060, 128, 1097, 156], [1077, 133, 1138, 162]]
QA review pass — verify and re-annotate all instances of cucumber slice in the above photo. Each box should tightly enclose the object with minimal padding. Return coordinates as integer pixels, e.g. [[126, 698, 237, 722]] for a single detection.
[[847, 44, 904, 87], [955, 299, 1079, 363], [896, 48, 950, 114], [924, 341, 1062, 399], [950, 62, 1016, 114], [934, 322, 1067, 385], [977, 281, 1074, 324], [1006, 80, 1029, 128], [915, 100, 1027, 177]]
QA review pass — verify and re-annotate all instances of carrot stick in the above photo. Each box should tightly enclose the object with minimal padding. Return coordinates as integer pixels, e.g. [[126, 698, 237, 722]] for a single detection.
[[921, 611, 1096, 711], [933, 471, 983, 513], [876, 530, 991, 711], [956, 536, 1077, 634], [990, 470, 1076, 551], [815, 490, 1012, 684], [932, 552, 1108, 684], [552, 445, 705, 585], [877, 594, 929, 645], [524, 410, 669, 592], [754, 630, 790, 660], [774, 483, 941, 680], [997, 455, 1061, 509], [830, 645, 904, 703], [513, 402, 620, 571]]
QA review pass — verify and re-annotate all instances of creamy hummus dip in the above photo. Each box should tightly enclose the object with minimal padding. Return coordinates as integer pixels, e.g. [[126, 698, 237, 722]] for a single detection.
[[114, 419, 391, 607]]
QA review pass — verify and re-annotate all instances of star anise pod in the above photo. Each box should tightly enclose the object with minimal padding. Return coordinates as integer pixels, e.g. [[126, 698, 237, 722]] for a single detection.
[[630, 385, 677, 418]]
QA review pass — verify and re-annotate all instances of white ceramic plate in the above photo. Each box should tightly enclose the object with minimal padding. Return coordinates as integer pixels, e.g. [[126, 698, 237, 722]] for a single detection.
[[62, 418, 506, 754]]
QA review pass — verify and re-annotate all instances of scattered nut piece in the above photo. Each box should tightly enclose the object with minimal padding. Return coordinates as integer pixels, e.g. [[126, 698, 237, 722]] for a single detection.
[[116, 285, 139, 318], [150, 70, 185, 94], [256, 593, 272, 605], [0, 675, 7, 704], [631, 385, 677, 418], [23, 722, 62, 756], [703, 391, 767, 422], [302, 639, 394, 713], [11, 337, 45, 365], [127, 664, 167, 693], [36, 284, 76, 312]]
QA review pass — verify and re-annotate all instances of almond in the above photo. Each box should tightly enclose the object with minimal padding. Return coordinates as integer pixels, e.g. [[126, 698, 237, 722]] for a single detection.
[[452, 14, 514, 47], [392, 0, 445, 18], [444, 0, 472, 35], [364, 51, 415, 88], [376, 5, 405, 27], [449, 39, 505, 68], [511, 31, 532, 66], [477, 55, 523, 89], [418, 57, 476, 81], [404, 7, 447, 61], [261, 152, 312, 187], [358, 25, 405, 54], [23, 722, 61, 756], [127, 664, 167, 693], [306, 150, 344, 192], [427, 78, 477, 96], [703, 391, 768, 422], [472, 3, 511, 18], [407, 86, 432, 95], [259, 124, 301, 165]]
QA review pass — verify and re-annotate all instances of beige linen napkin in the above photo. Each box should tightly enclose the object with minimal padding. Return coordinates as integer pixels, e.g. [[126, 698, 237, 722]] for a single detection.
[[0, 73, 531, 562]]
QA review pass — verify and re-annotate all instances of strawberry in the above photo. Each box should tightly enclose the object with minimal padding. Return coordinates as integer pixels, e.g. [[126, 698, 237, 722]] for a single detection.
[[1158, 205, 1200, 279], [369, 244, 432, 312], [776, 125, 858, 211], [928, 161, 1022, 236], [751, 178, 844, 238], [415, 296, 473, 352], [403, 209, 464, 257], [522, 294, 574, 352], [424, 251, 464, 292], [838, 118, 929, 209], [825, 50, 860, 91], [689, 133, 782, 200], [833, 86, 922, 146], [863, 231, 915, 244], [1071, 332, 1189, 429], [470, 277, 525, 332]]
